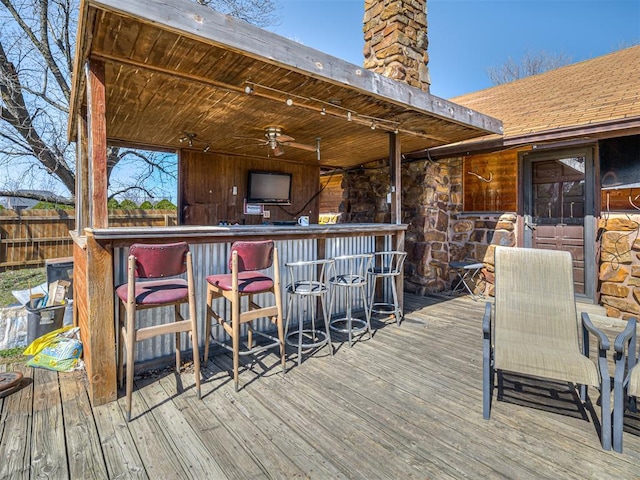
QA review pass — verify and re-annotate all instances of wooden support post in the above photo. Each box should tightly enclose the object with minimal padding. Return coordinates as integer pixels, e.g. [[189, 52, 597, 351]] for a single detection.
[[84, 232, 116, 405], [76, 107, 91, 232], [389, 132, 402, 224], [85, 59, 108, 229], [394, 229, 405, 312]]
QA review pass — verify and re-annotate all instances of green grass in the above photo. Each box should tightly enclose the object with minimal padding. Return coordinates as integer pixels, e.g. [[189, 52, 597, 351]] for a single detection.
[[0, 346, 26, 365], [0, 267, 46, 307]]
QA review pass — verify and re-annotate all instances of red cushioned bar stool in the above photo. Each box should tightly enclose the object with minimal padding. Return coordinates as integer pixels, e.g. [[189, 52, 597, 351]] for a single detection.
[[116, 242, 201, 422], [204, 240, 285, 391]]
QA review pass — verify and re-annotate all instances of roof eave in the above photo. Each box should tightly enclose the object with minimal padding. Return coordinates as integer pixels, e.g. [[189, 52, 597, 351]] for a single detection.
[[68, 0, 502, 145]]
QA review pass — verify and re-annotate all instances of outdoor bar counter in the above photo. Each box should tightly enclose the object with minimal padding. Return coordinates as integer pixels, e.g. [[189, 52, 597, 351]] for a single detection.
[[73, 223, 406, 405]]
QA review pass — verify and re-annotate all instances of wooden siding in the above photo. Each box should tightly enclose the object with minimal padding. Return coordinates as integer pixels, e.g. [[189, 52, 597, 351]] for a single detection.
[[463, 148, 529, 212], [319, 173, 343, 213], [180, 150, 320, 225], [601, 187, 640, 211], [1, 293, 638, 478]]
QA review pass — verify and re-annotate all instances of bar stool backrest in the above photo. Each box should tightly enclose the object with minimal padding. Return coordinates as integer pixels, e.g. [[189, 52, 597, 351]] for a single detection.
[[330, 253, 374, 286], [286, 258, 333, 295], [372, 251, 407, 276], [229, 240, 274, 272], [129, 242, 189, 278]]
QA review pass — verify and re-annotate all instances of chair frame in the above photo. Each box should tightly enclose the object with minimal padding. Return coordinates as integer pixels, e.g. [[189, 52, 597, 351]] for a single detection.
[[284, 258, 334, 366], [204, 242, 285, 391], [613, 316, 638, 452], [117, 242, 201, 422], [327, 253, 374, 348], [482, 247, 611, 450], [367, 250, 407, 326]]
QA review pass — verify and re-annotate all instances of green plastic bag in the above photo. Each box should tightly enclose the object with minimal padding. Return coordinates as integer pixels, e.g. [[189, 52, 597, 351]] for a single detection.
[[24, 326, 83, 372]]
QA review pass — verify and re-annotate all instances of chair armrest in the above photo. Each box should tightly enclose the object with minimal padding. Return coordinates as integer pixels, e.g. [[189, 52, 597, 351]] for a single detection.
[[614, 317, 637, 354], [581, 312, 610, 350], [614, 317, 637, 387], [482, 302, 491, 334]]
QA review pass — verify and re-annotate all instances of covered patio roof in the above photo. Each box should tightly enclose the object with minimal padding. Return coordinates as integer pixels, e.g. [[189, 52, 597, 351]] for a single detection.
[[69, 0, 502, 170]]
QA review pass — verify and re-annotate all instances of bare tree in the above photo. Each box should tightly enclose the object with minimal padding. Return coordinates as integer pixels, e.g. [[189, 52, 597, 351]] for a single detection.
[[0, 0, 279, 203], [196, 0, 279, 27], [487, 50, 573, 85]]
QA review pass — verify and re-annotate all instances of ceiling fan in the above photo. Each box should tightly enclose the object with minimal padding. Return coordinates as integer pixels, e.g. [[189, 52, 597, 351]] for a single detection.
[[235, 126, 317, 157]]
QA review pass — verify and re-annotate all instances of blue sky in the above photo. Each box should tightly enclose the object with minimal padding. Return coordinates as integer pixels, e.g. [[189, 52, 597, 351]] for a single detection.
[[273, 0, 640, 99]]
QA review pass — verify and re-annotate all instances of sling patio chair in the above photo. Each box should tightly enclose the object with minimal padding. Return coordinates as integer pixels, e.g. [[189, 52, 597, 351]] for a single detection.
[[483, 246, 612, 450], [612, 316, 639, 452]]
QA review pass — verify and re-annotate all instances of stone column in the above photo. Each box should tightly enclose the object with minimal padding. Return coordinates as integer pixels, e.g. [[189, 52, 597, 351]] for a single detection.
[[363, 0, 430, 91]]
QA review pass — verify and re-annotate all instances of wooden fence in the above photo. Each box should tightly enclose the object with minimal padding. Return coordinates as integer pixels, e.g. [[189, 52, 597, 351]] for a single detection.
[[0, 209, 177, 269]]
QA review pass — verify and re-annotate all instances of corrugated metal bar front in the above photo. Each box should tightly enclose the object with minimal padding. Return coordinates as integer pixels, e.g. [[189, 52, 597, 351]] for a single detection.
[[113, 234, 395, 364], [115, 238, 318, 363]]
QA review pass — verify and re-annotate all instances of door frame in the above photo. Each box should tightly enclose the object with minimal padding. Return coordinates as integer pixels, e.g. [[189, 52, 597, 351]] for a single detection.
[[521, 146, 596, 302]]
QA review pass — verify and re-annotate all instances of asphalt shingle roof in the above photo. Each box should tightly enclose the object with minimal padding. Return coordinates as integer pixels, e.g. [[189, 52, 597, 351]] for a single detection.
[[451, 45, 640, 141]]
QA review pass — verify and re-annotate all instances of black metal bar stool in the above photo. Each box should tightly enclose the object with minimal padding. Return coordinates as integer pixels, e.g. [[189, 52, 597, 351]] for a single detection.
[[284, 258, 334, 366], [327, 253, 374, 347], [367, 251, 407, 326]]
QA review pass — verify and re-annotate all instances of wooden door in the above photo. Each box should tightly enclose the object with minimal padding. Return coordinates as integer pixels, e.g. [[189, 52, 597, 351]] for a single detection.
[[523, 151, 595, 299]]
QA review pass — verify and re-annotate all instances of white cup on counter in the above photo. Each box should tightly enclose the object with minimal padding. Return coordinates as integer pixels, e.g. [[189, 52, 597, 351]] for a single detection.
[[297, 216, 310, 227]]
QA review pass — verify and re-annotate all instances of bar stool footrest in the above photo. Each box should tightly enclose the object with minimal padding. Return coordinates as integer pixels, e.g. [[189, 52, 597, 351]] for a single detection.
[[210, 330, 281, 356], [285, 329, 329, 349], [371, 302, 401, 316], [329, 317, 367, 334]]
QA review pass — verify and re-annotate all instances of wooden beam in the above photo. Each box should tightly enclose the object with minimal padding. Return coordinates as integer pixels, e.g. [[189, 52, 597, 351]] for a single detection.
[[389, 132, 402, 225], [85, 59, 108, 228]]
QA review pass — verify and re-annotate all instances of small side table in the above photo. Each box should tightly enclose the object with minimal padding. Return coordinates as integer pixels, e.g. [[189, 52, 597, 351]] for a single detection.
[[449, 260, 485, 300]]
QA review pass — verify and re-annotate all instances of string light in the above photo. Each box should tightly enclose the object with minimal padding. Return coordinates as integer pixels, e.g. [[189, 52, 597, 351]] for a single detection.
[[242, 80, 406, 136]]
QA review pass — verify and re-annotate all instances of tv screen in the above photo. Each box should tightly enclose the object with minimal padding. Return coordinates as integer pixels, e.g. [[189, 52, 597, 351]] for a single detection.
[[247, 171, 292, 205]]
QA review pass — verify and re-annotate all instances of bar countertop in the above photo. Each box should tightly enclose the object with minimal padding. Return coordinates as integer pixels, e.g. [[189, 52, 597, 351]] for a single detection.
[[87, 223, 408, 242]]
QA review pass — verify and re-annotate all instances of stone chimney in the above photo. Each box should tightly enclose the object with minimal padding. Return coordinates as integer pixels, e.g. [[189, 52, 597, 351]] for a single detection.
[[363, 0, 430, 92]]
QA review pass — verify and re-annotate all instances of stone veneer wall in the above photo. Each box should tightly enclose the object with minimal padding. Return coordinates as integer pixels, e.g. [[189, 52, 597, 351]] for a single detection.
[[449, 213, 517, 297], [341, 164, 640, 317], [363, 0, 430, 91], [340, 158, 517, 296], [598, 215, 640, 319]]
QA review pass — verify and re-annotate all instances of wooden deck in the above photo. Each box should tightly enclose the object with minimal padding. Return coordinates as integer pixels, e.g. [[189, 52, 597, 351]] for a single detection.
[[1, 293, 639, 479]]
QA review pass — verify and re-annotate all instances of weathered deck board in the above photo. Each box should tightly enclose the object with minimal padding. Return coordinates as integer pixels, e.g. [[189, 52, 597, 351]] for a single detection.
[[1, 293, 639, 479], [31, 367, 68, 478], [59, 370, 109, 479]]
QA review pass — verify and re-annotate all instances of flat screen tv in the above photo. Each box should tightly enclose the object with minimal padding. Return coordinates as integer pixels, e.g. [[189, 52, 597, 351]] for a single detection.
[[246, 170, 292, 205]]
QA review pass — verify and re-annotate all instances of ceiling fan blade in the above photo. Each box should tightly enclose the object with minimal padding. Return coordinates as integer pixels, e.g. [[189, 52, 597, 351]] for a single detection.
[[283, 141, 317, 152], [272, 144, 285, 156], [277, 134, 295, 143]]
